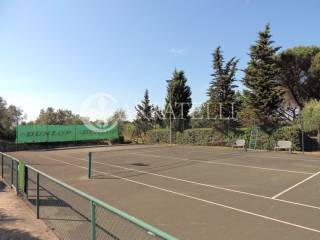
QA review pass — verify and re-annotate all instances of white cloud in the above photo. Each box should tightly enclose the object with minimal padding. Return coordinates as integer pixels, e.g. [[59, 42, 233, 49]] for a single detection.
[[170, 48, 187, 56]]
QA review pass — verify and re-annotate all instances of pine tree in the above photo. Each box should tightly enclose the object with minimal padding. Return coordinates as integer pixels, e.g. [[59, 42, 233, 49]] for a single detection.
[[207, 47, 238, 119], [164, 69, 192, 132], [206, 47, 238, 134], [134, 89, 153, 134], [152, 105, 164, 128], [243, 24, 283, 129]]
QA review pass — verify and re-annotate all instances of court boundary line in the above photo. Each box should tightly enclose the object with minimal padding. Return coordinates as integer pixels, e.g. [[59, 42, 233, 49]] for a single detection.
[[58, 153, 320, 211], [37, 154, 320, 234], [141, 146, 320, 162], [228, 153, 320, 163], [101, 148, 243, 161], [137, 147, 245, 158], [129, 152, 314, 175], [107, 148, 320, 170], [166, 146, 320, 162], [272, 171, 320, 199]]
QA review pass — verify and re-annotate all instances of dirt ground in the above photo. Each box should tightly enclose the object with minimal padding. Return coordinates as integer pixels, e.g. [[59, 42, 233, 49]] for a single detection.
[[0, 181, 58, 240]]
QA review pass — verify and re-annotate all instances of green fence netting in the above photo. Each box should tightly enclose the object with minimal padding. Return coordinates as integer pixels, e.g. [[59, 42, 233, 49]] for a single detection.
[[16, 125, 119, 144]]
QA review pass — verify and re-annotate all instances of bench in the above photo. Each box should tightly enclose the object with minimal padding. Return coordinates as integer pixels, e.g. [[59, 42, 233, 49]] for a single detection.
[[274, 140, 292, 153], [233, 139, 246, 150]]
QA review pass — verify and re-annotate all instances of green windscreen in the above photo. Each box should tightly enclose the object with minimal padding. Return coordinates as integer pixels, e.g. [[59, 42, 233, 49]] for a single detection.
[[16, 124, 119, 144]]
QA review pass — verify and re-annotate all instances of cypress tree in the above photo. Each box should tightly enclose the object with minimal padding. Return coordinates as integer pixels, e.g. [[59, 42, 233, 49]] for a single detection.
[[164, 69, 192, 132], [152, 105, 164, 128], [135, 89, 153, 134], [207, 46, 238, 119], [243, 24, 283, 128]]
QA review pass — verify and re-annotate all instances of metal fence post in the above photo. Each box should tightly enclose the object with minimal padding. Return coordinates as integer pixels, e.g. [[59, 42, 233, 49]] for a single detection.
[[25, 166, 29, 198], [88, 152, 92, 179], [1, 154, 3, 178], [91, 201, 96, 240], [36, 173, 40, 219], [16, 162, 19, 195], [301, 115, 305, 153], [11, 159, 13, 186]]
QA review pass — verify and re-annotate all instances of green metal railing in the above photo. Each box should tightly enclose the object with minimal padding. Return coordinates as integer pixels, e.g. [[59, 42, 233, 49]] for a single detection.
[[1, 153, 19, 193], [0, 152, 177, 240]]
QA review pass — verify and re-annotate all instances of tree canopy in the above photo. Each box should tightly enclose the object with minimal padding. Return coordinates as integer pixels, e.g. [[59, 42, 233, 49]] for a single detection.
[[35, 107, 82, 125], [134, 89, 154, 136], [164, 69, 192, 132], [0, 97, 24, 140], [277, 46, 320, 110], [207, 46, 238, 119], [302, 100, 320, 143], [243, 24, 283, 129]]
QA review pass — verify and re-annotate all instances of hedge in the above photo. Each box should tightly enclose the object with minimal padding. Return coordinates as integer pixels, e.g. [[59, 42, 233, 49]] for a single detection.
[[145, 129, 172, 144], [146, 128, 229, 146], [145, 126, 317, 151], [176, 128, 214, 145]]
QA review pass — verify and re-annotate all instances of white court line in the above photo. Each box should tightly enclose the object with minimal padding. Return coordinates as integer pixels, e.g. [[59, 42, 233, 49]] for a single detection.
[[139, 147, 242, 157], [272, 171, 320, 199], [243, 153, 320, 163], [38, 154, 320, 234], [64, 153, 320, 211], [142, 146, 320, 163], [130, 152, 314, 175]]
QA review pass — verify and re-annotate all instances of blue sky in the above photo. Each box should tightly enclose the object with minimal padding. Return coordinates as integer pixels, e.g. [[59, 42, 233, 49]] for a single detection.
[[1, 0, 319, 121]]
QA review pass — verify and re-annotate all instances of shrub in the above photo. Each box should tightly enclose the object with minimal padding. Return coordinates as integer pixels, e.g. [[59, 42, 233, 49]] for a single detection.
[[176, 128, 235, 146], [121, 122, 135, 142], [145, 125, 317, 151], [271, 125, 301, 150], [145, 129, 171, 144], [176, 128, 214, 145], [272, 125, 318, 151]]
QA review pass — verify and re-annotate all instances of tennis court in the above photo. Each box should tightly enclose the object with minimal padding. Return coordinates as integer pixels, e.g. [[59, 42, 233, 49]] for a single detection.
[[9, 145, 320, 240]]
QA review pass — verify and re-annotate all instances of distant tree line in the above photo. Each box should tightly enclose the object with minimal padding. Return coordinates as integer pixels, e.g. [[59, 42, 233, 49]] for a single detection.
[[133, 24, 320, 144], [0, 97, 23, 140], [1, 24, 320, 146], [31, 107, 83, 125]]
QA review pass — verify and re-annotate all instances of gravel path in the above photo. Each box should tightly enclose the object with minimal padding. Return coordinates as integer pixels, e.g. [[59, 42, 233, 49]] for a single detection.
[[0, 181, 58, 240]]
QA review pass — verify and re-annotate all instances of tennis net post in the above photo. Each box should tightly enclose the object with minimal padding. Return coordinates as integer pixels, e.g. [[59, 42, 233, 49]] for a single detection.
[[88, 152, 92, 179]]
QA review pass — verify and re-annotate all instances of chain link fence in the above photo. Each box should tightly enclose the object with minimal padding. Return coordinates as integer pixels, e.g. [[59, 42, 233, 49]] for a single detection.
[[0, 152, 177, 240]]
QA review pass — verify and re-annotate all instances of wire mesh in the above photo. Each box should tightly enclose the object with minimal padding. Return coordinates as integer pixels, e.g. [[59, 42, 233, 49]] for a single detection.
[[1, 152, 176, 240], [25, 168, 91, 240], [25, 167, 37, 211], [12, 159, 18, 189], [1, 153, 18, 189], [95, 204, 164, 240], [1, 154, 11, 184]]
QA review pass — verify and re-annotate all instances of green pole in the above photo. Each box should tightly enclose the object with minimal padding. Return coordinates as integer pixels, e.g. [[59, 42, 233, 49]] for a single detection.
[[36, 173, 40, 219], [1, 153, 3, 178], [25, 166, 28, 198], [88, 152, 92, 179], [11, 159, 13, 186], [16, 162, 19, 195], [91, 201, 96, 240]]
